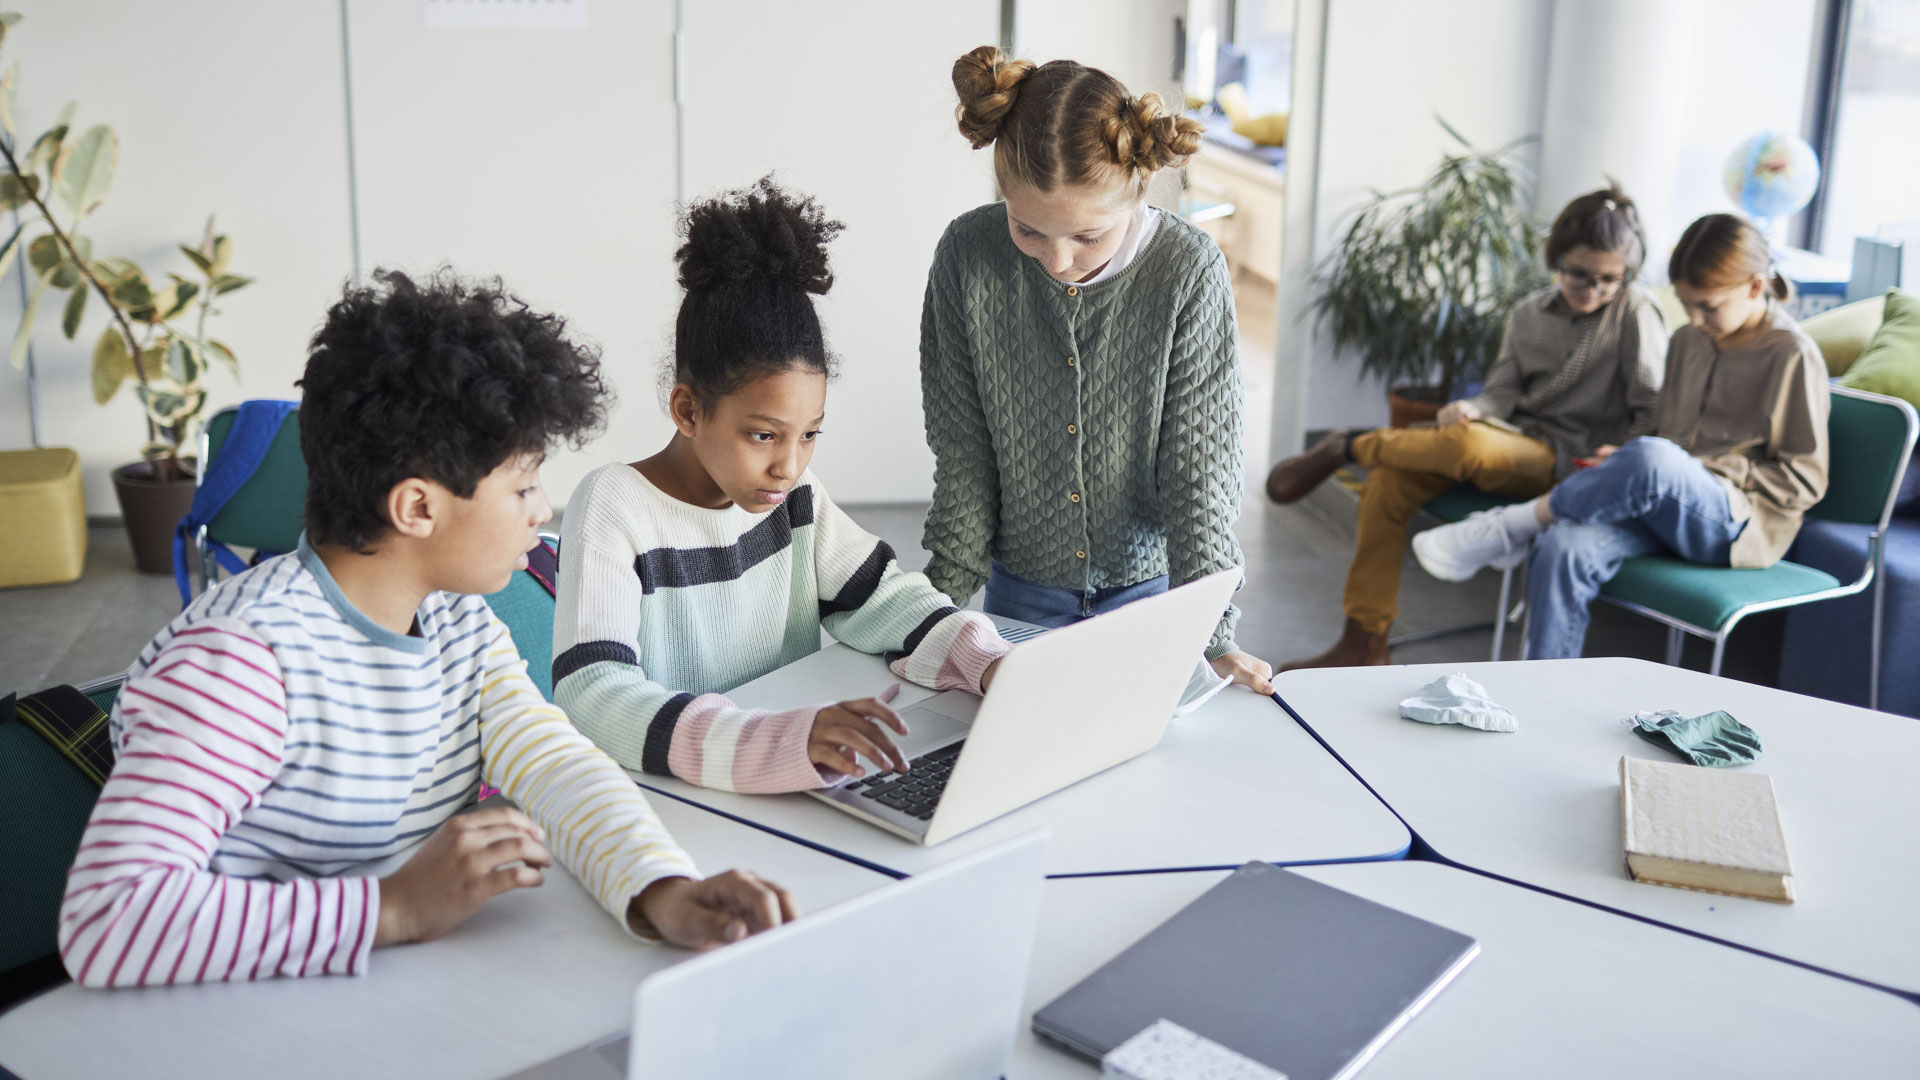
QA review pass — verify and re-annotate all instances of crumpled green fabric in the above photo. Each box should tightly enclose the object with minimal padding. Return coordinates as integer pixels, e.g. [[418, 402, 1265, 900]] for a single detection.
[[1628, 709, 1762, 767]]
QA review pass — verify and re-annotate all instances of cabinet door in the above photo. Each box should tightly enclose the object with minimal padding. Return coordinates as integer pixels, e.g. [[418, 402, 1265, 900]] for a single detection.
[[680, 2, 999, 503]]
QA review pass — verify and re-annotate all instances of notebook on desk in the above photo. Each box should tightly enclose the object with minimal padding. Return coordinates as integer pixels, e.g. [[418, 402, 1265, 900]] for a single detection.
[[1033, 862, 1479, 1080]]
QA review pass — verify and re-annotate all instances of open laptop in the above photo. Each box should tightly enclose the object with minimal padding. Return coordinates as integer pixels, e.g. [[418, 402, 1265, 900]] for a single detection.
[[507, 830, 1050, 1080], [811, 567, 1241, 845]]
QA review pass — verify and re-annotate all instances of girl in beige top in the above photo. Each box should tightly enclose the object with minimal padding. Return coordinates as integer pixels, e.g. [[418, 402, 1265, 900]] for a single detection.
[[1412, 213, 1829, 659]]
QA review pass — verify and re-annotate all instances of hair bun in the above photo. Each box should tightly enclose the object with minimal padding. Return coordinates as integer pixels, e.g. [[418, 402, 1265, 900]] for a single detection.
[[953, 44, 1037, 149], [1102, 92, 1203, 173], [676, 176, 843, 296]]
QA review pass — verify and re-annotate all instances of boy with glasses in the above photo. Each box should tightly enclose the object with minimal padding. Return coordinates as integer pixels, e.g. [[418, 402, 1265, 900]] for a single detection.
[[1265, 186, 1667, 668]]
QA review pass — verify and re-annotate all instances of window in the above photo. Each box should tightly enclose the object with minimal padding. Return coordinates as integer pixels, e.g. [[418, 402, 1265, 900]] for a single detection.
[[1808, 0, 1920, 261]]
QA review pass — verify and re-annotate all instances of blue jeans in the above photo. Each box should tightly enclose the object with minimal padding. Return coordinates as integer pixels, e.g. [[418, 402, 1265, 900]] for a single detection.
[[1526, 437, 1747, 660], [983, 562, 1169, 627]]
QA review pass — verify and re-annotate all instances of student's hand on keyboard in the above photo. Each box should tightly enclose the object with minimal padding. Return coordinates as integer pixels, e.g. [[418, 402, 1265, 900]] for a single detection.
[[1210, 650, 1276, 696], [374, 806, 554, 946], [634, 870, 799, 950], [810, 684, 910, 777]]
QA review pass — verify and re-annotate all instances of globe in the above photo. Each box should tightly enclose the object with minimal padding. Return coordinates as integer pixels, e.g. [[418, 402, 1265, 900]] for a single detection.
[[1723, 132, 1821, 229]]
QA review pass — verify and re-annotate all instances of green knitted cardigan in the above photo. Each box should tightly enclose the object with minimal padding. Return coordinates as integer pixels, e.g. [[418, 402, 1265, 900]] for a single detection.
[[918, 202, 1245, 658]]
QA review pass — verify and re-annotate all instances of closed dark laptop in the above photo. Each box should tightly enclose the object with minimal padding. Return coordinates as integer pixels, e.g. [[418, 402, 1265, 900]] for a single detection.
[[1033, 862, 1478, 1080]]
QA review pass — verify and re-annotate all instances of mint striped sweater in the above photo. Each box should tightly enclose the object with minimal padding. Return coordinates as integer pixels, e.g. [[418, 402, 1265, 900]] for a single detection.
[[60, 539, 698, 988], [553, 464, 1008, 792]]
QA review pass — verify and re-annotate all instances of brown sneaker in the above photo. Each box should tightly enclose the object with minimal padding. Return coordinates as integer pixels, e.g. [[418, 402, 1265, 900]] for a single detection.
[[1265, 429, 1353, 504], [1279, 619, 1392, 671]]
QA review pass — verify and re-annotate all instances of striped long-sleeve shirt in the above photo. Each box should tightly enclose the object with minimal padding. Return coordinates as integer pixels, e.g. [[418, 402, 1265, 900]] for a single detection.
[[553, 464, 1009, 793], [59, 538, 698, 989]]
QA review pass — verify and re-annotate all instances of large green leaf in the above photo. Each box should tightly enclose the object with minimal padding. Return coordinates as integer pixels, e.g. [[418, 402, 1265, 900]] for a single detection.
[[60, 277, 86, 338], [25, 122, 67, 174], [161, 280, 199, 321], [209, 234, 232, 276], [178, 243, 214, 277], [206, 337, 237, 375], [27, 232, 89, 288], [8, 268, 48, 369], [91, 325, 133, 404], [109, 267, 153, 310], [0, 172, 31, 213], [164, 337, 207, 386], [211, 273, 252, 296], [53, 123, 115, 219]]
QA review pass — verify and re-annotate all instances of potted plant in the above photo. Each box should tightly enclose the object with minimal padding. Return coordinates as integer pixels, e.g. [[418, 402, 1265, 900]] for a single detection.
[[1308, 118, 1548, 427], [0, 12, 252, 572]]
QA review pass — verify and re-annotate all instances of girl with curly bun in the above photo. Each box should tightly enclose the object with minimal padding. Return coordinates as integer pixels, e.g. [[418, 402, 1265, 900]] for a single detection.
[[554, 178, 1009, 794], [921, 45, 1271, 694]]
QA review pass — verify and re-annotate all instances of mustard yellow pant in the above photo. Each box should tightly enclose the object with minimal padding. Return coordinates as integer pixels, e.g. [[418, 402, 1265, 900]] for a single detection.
[[1344, 422, 1556, 634]]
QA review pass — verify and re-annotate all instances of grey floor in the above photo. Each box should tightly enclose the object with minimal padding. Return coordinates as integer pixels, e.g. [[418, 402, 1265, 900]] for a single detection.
[[0, 485, 1784, 695]]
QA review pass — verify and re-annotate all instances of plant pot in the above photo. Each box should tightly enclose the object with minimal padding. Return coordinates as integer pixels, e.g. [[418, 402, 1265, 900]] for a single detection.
[[112, 460, 197, 575], [1387, 386, 1447, 428]]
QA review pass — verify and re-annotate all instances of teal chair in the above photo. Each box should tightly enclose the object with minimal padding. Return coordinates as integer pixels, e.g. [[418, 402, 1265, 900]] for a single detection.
[[482, 534, 562, 702], [1393, 486, 1530, 660], [196, 404, 307, 595], [1595, 385, 1918, 702]]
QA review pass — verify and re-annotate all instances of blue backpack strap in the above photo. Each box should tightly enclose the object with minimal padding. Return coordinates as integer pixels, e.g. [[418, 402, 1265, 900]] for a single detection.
[[174, 399, 299, 606]]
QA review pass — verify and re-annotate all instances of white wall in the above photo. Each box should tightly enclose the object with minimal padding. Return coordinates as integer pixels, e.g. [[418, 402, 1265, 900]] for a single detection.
[[0, 0, 355, 515], [680, 0, 997, 503], [1292, 0, 1554, 433], [1015, 0, 1186, 106], [343, 0, 684, 515], [2, 0, 1002, 516]]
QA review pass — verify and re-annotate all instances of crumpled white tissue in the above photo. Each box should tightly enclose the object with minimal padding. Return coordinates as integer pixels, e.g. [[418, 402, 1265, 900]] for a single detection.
[[1398, 672, 1518, 733]]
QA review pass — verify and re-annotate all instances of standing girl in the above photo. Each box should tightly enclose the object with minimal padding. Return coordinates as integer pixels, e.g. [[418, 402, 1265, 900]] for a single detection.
[[1413, 213, 1830, 659], [1265, 186, 1666, 668], [555, 179, 1009, 793], [920, 45, 1271, 693]]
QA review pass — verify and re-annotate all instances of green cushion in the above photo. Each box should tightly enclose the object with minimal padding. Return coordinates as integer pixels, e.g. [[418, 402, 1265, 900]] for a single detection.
[[203, 405, 308, 555], [483, 568, 556, 702], [1837, 289, 1920, 409], [1424, 485, 1528, 523], [0, 714, 99, 974], [1805, 293, 1890, 377], [1600, 556, 1841, 632]]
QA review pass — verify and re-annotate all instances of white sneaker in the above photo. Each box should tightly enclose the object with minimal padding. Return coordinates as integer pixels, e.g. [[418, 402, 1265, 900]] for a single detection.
[[1412, 510, 1530, 582]]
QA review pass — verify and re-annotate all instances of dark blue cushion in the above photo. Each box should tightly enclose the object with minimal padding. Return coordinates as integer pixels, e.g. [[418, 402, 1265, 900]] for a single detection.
[[1777, 518, 1920, 717]]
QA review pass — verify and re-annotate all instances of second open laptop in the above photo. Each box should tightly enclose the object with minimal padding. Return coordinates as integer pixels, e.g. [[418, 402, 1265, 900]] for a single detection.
[[807, 567, 1242, 845]]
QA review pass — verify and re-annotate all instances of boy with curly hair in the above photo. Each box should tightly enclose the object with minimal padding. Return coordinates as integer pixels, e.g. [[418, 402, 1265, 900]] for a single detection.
[[60, 270, 797, 989]]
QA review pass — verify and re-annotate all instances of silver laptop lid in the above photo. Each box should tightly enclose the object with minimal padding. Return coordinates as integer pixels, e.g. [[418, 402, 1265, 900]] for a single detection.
[[628, 829, 1051, 1079], [922, 567, 1241, 844]]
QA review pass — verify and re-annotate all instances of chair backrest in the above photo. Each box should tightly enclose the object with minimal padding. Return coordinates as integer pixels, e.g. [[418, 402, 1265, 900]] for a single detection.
[[482, 535, 561, 702], [201, 404, 308, 554], [1809, 385, 1919, 528]]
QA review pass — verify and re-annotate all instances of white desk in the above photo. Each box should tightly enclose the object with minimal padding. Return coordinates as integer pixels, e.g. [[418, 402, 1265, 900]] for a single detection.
[[1015, 861, 1920, 1079], [633, 642, 1410, 877], [1274, 658, 1920, 996], [0, 798, 891, 1080]]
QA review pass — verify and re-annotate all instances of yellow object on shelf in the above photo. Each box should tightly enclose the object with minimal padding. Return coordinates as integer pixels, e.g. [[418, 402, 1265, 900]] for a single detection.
[[1214, 82, 1288, 147], [0, 447, 88, 588]]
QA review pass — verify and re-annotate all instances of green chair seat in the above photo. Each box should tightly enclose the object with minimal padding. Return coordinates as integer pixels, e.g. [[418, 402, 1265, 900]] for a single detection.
[[1424, 485, 1527, 523], [482, 538, 559, 702], [201, 405, 307, 559], [1601, 557, 1843, 632]]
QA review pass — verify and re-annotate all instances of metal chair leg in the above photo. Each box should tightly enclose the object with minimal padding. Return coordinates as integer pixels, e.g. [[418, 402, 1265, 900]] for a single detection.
[[1709, 633, 1729, 677], [1490, 565, 1514, 661], [197, 524, 214, 597], [1664, 626, 1683, 667], [1871, 544, 1887, 712]]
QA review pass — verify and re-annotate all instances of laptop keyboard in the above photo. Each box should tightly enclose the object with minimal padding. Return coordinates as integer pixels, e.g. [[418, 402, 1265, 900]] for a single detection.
[[841, 741, 965, 820]]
